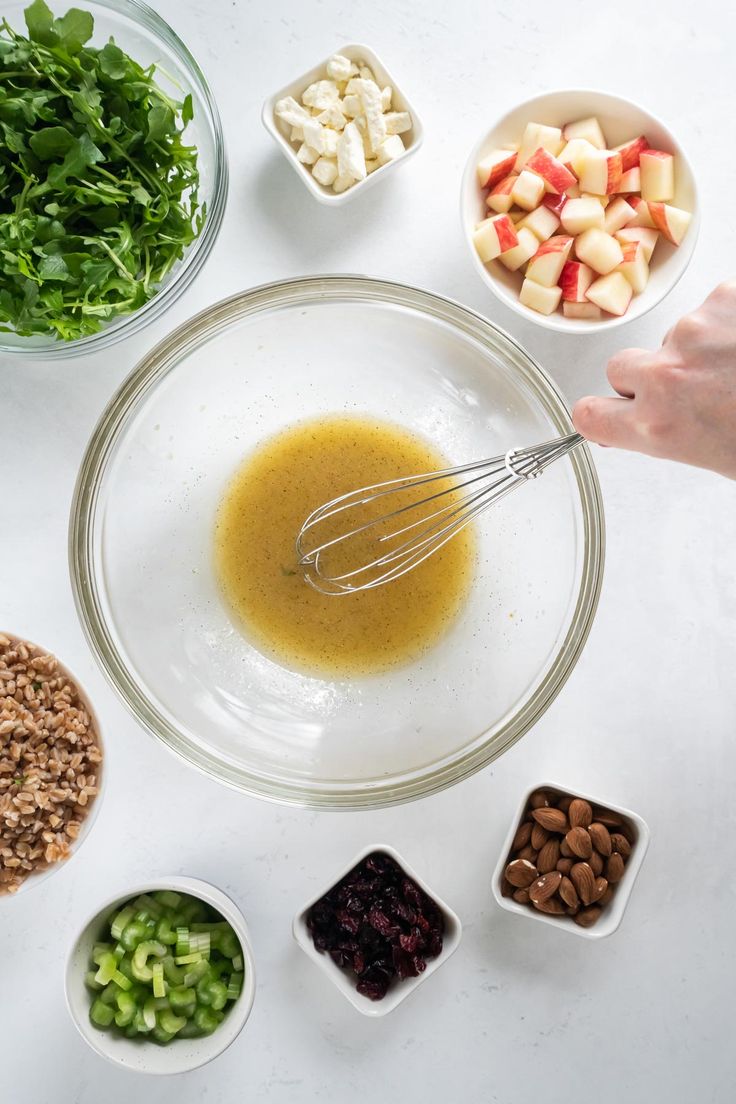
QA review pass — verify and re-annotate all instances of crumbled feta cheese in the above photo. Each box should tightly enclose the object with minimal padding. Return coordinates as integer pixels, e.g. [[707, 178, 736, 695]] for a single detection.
[[365, 158, 380, 174], [297, 143, 320, 165], [341, 94, 361, 118], [358, 65, 375, 81], [290, 126, 304, 142], [302, 80, 340, 110], [381, 86, 392, 112], [384, 111, 411, 135], [337, 121, 367, 181], [321, 128, 339, 157], [275, 96, 311, 128], [351, 78, 386, 152], [332, 173, 354, 193], [326, 54, 357, 82], [316, 103, 347, 130], [376, 133, 405, 165], [312, 157, 339, 186], [302, 117, 329, 155]]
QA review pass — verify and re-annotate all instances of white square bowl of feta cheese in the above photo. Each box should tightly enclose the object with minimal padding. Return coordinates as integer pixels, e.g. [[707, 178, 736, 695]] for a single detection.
[[262, 45, 423, 204]]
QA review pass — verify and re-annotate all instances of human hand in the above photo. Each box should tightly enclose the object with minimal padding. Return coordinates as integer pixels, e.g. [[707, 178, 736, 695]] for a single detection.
[[572, 281, 736, 480]]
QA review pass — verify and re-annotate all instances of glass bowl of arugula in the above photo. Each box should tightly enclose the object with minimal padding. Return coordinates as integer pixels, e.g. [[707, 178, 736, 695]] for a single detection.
[[0, 0, 228, 356]]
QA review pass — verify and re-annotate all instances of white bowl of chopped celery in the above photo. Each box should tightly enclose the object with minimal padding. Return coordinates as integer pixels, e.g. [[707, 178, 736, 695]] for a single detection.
[[65, 877, 256, 1073]]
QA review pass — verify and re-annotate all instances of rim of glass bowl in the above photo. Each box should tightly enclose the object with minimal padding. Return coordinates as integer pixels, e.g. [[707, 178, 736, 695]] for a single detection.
[[69, 276, 605, 809], [0, 0, 228, 358]]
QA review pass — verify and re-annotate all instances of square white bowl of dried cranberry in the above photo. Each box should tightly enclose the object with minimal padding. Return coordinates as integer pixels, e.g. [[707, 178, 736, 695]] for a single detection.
[[491, 783, 650, 940], [292, 843, 462, 1016]]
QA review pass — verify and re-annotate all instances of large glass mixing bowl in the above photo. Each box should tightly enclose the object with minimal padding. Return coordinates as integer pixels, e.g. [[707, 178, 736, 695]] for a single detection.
[[70, 277, 605, 808]]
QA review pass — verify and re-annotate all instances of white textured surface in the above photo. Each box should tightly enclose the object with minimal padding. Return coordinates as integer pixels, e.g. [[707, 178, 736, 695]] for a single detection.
[[2, 1, 736, 1101]]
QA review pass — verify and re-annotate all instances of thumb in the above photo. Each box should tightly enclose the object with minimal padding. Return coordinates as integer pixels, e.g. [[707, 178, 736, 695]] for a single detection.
[[572, 395, 638, 450]]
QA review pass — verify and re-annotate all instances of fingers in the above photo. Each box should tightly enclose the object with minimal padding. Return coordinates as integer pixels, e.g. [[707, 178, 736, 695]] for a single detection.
[[572, 395, 639, 450], [605, 348, 653, 398]]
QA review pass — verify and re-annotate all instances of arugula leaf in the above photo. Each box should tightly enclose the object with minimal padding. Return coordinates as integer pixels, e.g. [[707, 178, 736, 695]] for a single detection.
[[0, 2, 202, 340]]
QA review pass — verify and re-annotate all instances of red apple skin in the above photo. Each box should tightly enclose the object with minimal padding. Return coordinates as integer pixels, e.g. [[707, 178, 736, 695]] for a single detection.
[[490, 172, 516, 198], [542, 192, 568, 217], [647, 201, 677, 243], [560, 261, 592, 302], [524, 148, 577, 194], [494, 215, 518, 252], [481, 151, 517, 189], [603, 152, 623, 194], [537, 234, 574, 257], [616, 135, 648, 171]]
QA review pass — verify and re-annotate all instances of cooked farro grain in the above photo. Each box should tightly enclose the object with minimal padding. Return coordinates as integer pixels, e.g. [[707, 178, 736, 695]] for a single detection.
[[0, 634, 102, 895]]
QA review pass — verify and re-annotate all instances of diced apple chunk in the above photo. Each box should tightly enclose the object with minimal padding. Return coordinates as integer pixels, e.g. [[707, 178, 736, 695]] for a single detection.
[[477, 149, 518, 189], [559, 138, 596, 176], [486, 173, 518, 213], [524, 148, 577, 193], [560, 197, 605, 235], [518, 205, 560, 241], [472, 213, 519, 262], [497, 226, 539, 271], [560, 261, 594, 302], [604, 196, 636, 234], [520, 278, 562, 315], [563, 301, 602, 320], [630, 200, 691, 244], [514, 122, 563, 170], [618, 167, 641, 193], [574, 228, 624, 274], [615, 226, 659, 262], [577, 149, 623, 195], [542, 192, 568, 218], [586, 271, 633, 315], [562, 116, 607, 149], [511, 170, 546, 211], [639, 149, 674, 202], [616, 241, 650, 293], [627, 196, 656, 228], [526, 235, 574, 287], [612, 135, 648, 171]]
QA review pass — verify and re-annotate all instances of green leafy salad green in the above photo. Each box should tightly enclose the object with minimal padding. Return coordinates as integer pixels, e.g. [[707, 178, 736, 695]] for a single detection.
[[0, 0, 203, 340]]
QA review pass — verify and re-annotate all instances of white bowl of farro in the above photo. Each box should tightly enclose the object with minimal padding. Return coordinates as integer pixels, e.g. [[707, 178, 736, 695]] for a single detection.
[[0, 633, 104, 898]]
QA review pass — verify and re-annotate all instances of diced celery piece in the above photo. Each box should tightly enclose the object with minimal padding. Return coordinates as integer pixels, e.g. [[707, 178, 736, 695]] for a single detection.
[[162, 956, 185, 985], [153, 890, 181, 910], [151, 1025, 175, 1044], [90, 999, 115, 1028], [177, 1021, 203, 1039], [174, 952, 203, 966], [175, 927, 189, 956], [113, 943, 125, 962], [227, 972, 243, 1000], [232, 954, 243, 972], [209, 980, 229, 1012], [191, 921, 230, 933], [120, 919, 150, 952], [110, 905, 136, 941], [133, 1009, 151, 1034], [85, 970, 103, 992], [94, 953, 118, 986], [92, 942, 112, 965], [183, 960, 209, 988], [134, 894, 163, 917], [100, 982, 121, 1007], [155, 917, 177, 946], [142, 997, 158, 1031], [132, 940, 166, 982], [152, 962, 166, 999], [193, 1006, 219, 1035], [168, 986, 196, 1016], [158, 1009, 187, 1035]]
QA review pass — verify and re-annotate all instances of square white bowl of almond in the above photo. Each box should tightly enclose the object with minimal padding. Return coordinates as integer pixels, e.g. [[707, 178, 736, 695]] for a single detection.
[[460, 89, 699, 332], [262, 45, 423, 204], [293, 844, 461, 1016]]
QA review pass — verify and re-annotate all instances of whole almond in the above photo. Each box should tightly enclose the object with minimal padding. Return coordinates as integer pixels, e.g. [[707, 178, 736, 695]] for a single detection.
[[599, 885, 614, 907], [513, 887, 530, 905], [517, 844, 538, 863], [537, 838, 561, 874], [591, 876, 609, 902], [568, 798, 593, 828], [512, 820, 533, 852], [610, 832, 632, 859], [531, 823, 551, 850], [560, 838, 574, 858], [588, 822, 612, 857], [532, 807, 568, 833], [559, 875, 579, 909], [574, 905, 602, 928], [529, 871, 562, 905], [606, 852, 625, 884], [566, 826, 593, 860], [533, 896, 566, 915], [589, 850, 604, 877], [505, 858, 538, 888], [556, 794, 573, 813], [556, 858, 573, 876], [501, 877, 514, 897], [571, 862, 596, 906], [529, 789, 551, 809], [592, 808, 623, 830]]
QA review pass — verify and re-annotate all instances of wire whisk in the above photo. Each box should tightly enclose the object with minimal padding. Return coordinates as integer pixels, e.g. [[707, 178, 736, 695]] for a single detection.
[[296, 432, 584, 595]]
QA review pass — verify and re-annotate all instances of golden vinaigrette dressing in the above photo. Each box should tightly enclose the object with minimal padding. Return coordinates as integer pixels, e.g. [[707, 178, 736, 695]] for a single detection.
[[214, 415, 476, 677]]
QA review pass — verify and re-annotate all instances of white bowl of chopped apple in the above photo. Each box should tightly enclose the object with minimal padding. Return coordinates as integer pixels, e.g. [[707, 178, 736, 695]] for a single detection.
[[461, 90, 699, 331]]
